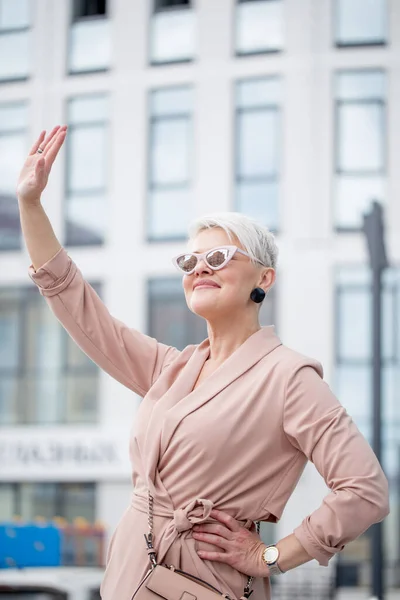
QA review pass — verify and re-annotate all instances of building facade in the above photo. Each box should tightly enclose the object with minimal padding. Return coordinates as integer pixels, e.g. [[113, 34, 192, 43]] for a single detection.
[[0, 0, 399, 588]]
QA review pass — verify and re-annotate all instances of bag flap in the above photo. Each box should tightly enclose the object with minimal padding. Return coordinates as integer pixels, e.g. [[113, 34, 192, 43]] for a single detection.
[[145, 565, 225, 600]]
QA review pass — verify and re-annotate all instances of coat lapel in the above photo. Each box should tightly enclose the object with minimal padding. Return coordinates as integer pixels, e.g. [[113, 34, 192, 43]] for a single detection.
[[159, 326, 282, 456]]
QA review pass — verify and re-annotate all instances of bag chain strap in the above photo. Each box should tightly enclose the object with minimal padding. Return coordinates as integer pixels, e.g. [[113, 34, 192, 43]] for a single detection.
[[144, 490, 260, 599]]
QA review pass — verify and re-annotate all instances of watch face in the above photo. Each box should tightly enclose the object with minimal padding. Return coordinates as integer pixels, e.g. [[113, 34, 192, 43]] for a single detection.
[[264, 546, 279, 564]]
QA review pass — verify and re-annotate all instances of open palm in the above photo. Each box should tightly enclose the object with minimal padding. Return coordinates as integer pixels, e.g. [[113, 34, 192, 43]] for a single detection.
[[16, 126, 67, 204]]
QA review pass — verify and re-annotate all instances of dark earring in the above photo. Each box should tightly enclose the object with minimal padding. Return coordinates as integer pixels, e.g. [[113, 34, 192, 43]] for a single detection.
[[250, 287, 265, 303]]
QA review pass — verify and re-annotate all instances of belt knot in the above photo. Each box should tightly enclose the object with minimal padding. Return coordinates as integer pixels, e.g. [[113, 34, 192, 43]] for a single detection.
[[173, 498, 214, 533]]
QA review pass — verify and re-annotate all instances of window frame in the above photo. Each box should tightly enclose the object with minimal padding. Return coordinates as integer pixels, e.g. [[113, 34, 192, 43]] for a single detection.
[[0, 0, 31, 83], [0, 285, 100, 426], [234, 76, 281, 234], [68, 0, 110, 75], [72, 0, 107, 22], [333, 0, 388, 48], [146, 86, 193, 243], [333, 69, 387, 233], [235, 0, 283, 58], [64, 94, 109, 248], [147, 276, 208, 349], [154, 0, 192, 12], [149, 0, 195, 66], [0, 481, 96, 522], [0, 101, 27, 251]]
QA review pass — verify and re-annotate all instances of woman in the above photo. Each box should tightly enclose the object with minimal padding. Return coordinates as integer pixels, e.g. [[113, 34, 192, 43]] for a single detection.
[[17, 126, 389, 600]]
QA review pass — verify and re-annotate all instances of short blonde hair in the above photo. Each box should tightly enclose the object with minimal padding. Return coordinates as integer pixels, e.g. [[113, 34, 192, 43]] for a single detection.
[[188, 212, 278, 270]]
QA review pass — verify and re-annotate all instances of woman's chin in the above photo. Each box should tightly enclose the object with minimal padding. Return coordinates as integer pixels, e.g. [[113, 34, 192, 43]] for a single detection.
[[189, 298, 220, 320]]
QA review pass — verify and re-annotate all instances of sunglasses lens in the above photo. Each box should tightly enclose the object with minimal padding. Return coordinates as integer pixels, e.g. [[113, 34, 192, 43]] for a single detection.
[[206, 248, 229, 268], [177, 254, 197, 273]]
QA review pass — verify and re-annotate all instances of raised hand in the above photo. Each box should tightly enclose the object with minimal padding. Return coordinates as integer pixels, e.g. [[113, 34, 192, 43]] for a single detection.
[[16, 125, 67, 205]]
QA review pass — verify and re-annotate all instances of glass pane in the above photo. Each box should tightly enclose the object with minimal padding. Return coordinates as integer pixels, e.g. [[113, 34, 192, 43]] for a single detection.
[[237, 78, 281, 108], [236, 0, 283, 54], [0, 301, 19, 368], [20, 483, 57, 520], [0, 131, 26, 194], [68, 96, 109, 124], [68, 126, 107, 192], [338, 103, 384, 171], [0, 484, 15, 520], [151, 118, 190, 184], [151, 87, 192, 116], [63, 484, 95, 522], [0, 103, 27, 130], [337, 288, 370, 361], [148, 278, 207, 349], [236, 181, 279, 231], [149, 188, 191, 239], [25, 297, 63, 370], [336, 0, 387, 45], [67, 332, 97, 368], [383, 365, 398, 425], [66, 192, 106, 246], [336, 71, 385, 100], [0, 0, 30, 29], [0, 375, 19, 424], [0, 31, 30, 79], [65, 373, 98, 423], [151, 9, 195, 63], [335, 174, 385, 228], [69, 19, 111, 72], [22, 373, 62, 424], [238, 110, 279, 177], [335, 365, 371, 425]]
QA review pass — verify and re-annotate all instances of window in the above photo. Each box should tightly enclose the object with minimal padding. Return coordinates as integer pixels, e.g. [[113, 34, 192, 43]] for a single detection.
[[73, 0, 106, 19], [0, 286, 100, 425], [65, 95, 109, 247], [150, 0, 195, 64], [335, 0, 387, 47], [235, 78, 281, 231], [148, 278, 276, 350], [148, 87, 193, 240], [0, 482, 96, 522], [235, 0, 283, 55], [0, 0, 31, 81], [0, 103, 27, 251], [334, 70, 386, 230], [148, 278, 207, 350], [334, 266, 400, 565], [68, 0, 110, 73]]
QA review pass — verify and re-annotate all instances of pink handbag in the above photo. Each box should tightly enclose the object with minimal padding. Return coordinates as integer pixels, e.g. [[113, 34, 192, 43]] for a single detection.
[[131, 491, 260, 600]]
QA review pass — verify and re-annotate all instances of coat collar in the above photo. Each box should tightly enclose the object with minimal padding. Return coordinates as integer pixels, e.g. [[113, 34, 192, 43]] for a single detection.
[[141, 327, 282, 492]]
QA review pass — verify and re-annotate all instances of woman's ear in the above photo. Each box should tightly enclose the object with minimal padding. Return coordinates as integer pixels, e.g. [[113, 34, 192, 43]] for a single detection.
[[259, 268, 276, 292]]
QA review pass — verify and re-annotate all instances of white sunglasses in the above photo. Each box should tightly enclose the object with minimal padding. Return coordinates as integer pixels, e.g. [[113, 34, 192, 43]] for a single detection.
[[172, 245, 264, 275]]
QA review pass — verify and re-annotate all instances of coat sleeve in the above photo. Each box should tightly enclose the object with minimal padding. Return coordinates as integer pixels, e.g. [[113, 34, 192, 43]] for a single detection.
[[28, 247, 180, 397], [283, 364, 390, 566]]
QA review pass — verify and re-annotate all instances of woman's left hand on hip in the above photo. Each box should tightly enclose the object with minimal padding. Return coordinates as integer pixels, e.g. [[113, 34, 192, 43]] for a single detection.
[[192, 508, 269, 578]]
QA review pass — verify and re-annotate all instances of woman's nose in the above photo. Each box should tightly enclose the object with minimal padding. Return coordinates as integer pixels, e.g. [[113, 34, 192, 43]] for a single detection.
[[194, 258, 212, 275]]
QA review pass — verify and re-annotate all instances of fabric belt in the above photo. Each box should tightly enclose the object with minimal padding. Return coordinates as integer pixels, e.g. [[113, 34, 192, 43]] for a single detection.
[[131, 491, 253, 565]]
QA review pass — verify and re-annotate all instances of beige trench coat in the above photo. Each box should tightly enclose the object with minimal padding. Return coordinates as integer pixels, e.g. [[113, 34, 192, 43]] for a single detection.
[[28, 247, 389, 600]]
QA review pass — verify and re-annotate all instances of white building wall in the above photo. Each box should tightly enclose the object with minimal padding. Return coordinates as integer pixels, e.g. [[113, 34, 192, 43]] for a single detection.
[[0, 0, 399, 567]]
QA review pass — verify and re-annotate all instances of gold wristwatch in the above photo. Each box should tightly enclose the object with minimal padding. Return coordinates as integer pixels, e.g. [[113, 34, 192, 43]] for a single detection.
[[261, 544, 283, 576]]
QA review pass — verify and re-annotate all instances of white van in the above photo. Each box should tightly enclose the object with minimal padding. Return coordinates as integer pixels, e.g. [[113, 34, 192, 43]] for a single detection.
[[0, 567, 104, 600]]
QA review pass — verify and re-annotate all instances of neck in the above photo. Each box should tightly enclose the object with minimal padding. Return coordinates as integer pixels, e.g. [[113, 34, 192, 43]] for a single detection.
[[205, 313, 261, 365]]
